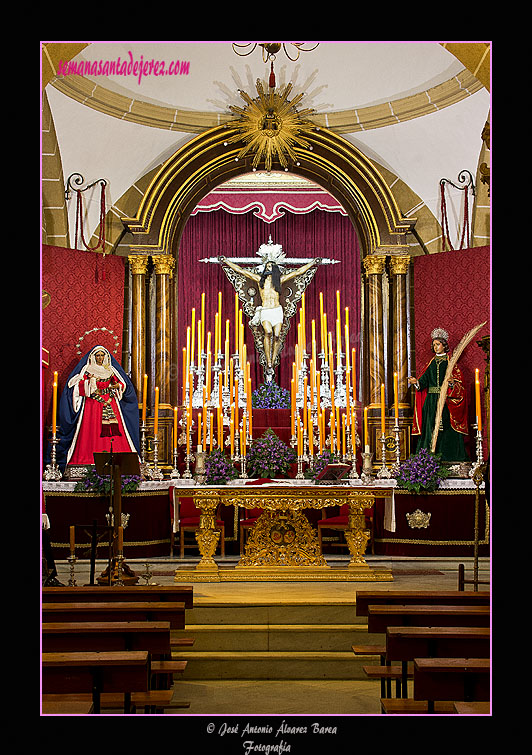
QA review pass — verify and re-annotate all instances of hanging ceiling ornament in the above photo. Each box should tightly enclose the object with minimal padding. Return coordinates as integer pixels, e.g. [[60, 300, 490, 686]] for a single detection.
[[224, 79, 318, 173]]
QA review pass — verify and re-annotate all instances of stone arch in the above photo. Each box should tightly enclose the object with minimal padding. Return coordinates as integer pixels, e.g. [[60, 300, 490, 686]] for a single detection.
[[121, 124, 416, 259]]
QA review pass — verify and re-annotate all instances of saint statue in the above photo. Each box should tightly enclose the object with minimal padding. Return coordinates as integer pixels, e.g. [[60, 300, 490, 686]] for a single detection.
[[55, 345, 141, 476], [207, 237, 333, 382], [408, 328, 469, 461]]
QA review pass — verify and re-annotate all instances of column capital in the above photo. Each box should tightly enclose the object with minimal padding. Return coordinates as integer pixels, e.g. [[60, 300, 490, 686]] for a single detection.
[[389, 254, 411, 275], [128, 254, 149, 275], [363, 254, 387, 275], [152, 254, 175, 276]]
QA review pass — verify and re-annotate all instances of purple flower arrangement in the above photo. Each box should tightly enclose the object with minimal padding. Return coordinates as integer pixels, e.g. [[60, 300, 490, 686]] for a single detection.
[[204, 447, 238, 485], [252, 382, 291, 409], [246, 428, 296, 478], [395, 448, 449, 493], [74, 469, 141, 494]]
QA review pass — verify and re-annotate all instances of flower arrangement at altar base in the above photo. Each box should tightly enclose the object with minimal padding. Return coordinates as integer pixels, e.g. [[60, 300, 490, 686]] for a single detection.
[[246, 428, 296, 478], [204, 447, 239, 485], [395, 448, 449, 493], [252, 381, 291, 409], [74, 469, 141, 493]]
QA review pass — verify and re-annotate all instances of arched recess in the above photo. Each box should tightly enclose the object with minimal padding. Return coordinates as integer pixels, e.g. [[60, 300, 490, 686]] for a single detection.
[[122, 125, 416, 444], [122, 124, 416, 258]]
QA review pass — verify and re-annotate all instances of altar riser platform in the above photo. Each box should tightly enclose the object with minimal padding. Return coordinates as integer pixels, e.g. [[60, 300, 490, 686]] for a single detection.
[[172, 602, 380, 680]]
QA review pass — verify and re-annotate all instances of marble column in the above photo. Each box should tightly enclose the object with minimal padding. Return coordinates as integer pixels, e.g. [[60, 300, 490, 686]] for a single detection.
[[389, 254, 411, 410], [152, 254, 175, 409], [128, 254, 149, 397], [363, 255, 387, 407]]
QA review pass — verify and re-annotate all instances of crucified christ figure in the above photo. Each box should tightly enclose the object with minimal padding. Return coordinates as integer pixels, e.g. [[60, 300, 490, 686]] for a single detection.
[[219, 254, 321, 370]]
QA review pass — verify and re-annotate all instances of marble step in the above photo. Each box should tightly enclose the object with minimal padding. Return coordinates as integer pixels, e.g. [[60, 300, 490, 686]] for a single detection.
[[184, 602, 362, 626], [173, 623, 376, 652], [172, 649, 374, 680]]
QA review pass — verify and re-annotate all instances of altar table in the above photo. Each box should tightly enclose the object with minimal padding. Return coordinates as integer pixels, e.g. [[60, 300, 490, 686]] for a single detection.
[[171, 481, 394, 582]]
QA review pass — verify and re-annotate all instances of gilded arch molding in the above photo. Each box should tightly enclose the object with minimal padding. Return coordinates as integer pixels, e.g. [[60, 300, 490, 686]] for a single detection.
[[121, 124, 416, 258]]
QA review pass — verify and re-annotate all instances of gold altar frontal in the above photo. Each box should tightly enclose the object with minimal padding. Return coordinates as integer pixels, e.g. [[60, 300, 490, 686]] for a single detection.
[[173, 484, 393, 582]]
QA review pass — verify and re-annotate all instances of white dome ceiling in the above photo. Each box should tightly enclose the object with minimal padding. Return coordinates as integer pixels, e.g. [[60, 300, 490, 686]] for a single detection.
[[43, 41, 490, 249]]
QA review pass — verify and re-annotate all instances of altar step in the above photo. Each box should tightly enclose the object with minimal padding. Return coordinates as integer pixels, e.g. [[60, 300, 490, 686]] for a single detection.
[[172, 602, 379, 680]]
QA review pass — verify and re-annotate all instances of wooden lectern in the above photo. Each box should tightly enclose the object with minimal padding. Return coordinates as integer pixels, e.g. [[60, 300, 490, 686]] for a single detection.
[[93, 450, 140, 585]]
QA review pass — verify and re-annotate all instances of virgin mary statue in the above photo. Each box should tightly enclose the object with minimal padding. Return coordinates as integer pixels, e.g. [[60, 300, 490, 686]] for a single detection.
[[55, 346, 140, 476]]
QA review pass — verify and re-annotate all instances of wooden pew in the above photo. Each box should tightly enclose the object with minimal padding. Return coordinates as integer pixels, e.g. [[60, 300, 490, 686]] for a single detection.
[[367, 604, 490, 634], [384, 626, 490, 699], [413, 658, 490, 713], [42, 602, 186, 629], [355, 590, 490, 617], [42, 585, 194, 609], [42, 621, 173, 655], [453, 701, 491, 715], [42, 651, 150, 714]]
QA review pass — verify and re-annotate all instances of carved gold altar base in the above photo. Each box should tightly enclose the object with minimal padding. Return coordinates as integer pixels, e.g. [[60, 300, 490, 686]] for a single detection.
[[173, 485, 393, 582]]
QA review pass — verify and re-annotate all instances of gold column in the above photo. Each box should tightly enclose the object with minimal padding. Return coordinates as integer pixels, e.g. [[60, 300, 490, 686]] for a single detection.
[[389, 254, 411, 409], [363, 255, 387, 406], [152, 255, 175, 409], [128, 255, 149, 397]]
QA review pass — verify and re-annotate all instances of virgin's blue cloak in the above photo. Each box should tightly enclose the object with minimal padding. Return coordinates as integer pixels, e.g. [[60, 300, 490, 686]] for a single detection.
[[50, 347, 140, 473]]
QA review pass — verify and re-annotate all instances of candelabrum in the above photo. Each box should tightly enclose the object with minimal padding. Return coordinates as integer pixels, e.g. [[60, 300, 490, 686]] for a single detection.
[[170, 446, 181, 479], [146, 437, 164, 480], [43, 431, 62, 481], [115, 552, 125, 586], [194, 449, 206, 484], [240, 454, 248, 479], [141, 562, 158, 586], [361, 450, 374, 482], [295, 455, 305, 479], [67, 552, 77, 586], [376, 434, 392, 478]]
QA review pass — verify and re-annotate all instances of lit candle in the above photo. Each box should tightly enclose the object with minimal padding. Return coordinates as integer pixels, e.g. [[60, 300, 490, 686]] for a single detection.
[[214, 312, 219, 360], [342, 413, 346, 457], [173, 407, 178, 451], [336, 406, 341, 453], [364, 406, 369, 451], [209, 411, 213, 452], [380, 383, 385, 437], [197, 413, 202, 451], [141, 373, 148, 424], [308, 404, 313, 456], [241, 414, 247, 457], [118, 525, 123, 552], [330, 409, 335, 453], [154, 386, 159, 436], [394, 372, 399, 420], [190, 308, 196, 367], [234, 293, 239, 353], [352, 348, 356, 404], [52, 371, 58, 435], [318, 409, 323, 454], [336, 318, 341, 369], [247, 375, 252, 440], [201, 292, 205, 356], [319, 292, 325, 354], [217, 291, 222, 353], [297, 416, 303, 457], [69, 525, 75, 555], [182, 348, 187, 405], [186, 409, 190, 456], [475, 368, 482, 433], [336, 290, 341, 328], [230, 411, 235, 457], [291, 376, 296, 437], [303, 376, 308, 431]]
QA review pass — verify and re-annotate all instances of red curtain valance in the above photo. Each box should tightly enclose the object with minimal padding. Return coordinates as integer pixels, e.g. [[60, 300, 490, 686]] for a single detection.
[[190, 186, 347, 224]]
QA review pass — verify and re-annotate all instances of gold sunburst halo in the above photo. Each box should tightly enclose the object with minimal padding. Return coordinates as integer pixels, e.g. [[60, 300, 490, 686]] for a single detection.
[[225, 80, 317, 172]]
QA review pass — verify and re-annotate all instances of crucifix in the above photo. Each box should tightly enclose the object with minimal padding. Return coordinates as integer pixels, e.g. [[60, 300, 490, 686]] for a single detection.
[[201, 237, 339, 382]]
